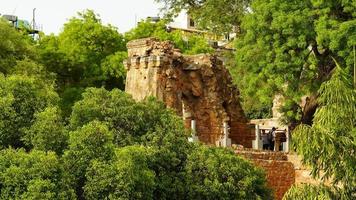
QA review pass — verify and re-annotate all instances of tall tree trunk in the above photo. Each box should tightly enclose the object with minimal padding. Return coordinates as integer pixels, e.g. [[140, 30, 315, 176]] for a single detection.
[[301, 94, 318, 125]]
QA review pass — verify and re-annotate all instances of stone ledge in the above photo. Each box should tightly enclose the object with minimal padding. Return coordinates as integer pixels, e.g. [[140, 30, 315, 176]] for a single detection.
[[126, 37, 158, 49], [235, 148, 288, 161]]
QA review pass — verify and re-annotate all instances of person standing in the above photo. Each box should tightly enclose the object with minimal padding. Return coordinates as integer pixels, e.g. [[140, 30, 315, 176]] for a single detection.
[[268, 127, 276, 151], [262, 130, 270, 150]]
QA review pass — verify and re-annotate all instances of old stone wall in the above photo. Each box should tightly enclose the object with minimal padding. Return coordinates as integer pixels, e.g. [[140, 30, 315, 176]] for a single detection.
[[287, 154, 328, 186], [236, 149, 295, 200], [124, 38, 254, 147]]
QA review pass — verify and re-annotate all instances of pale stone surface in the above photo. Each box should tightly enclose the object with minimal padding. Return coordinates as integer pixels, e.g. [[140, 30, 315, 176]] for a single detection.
[[272, 94, 284, 118], [124, 38, 255, 146], [287, 154, 328, 185]]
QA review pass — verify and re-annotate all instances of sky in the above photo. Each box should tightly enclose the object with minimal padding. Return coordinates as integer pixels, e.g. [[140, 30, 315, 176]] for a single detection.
[[0, 0, 161, 34]]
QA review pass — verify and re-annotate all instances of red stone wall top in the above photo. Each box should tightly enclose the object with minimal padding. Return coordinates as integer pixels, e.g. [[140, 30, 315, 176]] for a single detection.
[[235, 149, 288, 161], [236, 149, 295, 200]]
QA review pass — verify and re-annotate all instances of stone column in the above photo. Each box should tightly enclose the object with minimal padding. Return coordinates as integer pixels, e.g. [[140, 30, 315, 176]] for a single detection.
[[253, 124, 262, 150], [283, 129, 290, 152], [188, 119, 199, 142], [275, 132, 281, 151], [221, 121, 232, 147]]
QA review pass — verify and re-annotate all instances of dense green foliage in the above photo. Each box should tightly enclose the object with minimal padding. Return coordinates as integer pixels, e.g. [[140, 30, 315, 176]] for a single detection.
[[185, 145, 271, 199], [4, 2, 355, 199], [291, 65, 356, 198], [69, 88, 192, 198], [283, 184, 338, 200], [0, 68, 269, 200], [62, 121, 115, 199], [84, 146, 155, 199], [233, 0, 356, 122], [24, 106, 68, 154], [156, 0, 251, 34], [0, 149, 74, 199], [0, 19, 35, 74], [0, 74, 59, 148], [37, 10, 127, 90], [36, 10, 128, 116], [125, 20, 213, 55]]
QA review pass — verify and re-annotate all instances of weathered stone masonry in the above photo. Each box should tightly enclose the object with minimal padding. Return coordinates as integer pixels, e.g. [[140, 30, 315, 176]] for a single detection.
[[124, 38, 304, 200], [236, 149, 295, 200], [124, 38, 255, 147]]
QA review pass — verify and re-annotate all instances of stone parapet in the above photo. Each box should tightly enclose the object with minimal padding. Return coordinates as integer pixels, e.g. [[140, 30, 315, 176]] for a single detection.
[[235, 149, 288, 161], [124, 55, 168, 70], [126, 37, 158, 57]]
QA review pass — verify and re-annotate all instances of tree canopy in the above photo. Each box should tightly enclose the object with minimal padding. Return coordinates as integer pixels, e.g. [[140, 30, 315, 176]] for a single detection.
[[0, 74, 59, 149], [0, 149, 74, 199], [8, 3, 356, 199], [232, 0, 356, 122], [292, 65, 356, 198], [37, 10, 127, 90], [155, 0, 251, 34], [125, 19, 213, 55], [185, 145, 271, 199], [0, 19, 35, 74]]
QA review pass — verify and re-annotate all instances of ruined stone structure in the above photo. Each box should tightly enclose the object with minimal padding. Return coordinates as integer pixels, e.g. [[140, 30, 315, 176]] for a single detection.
[[235, 149, 295, 200], [124, 38, 255, 147]]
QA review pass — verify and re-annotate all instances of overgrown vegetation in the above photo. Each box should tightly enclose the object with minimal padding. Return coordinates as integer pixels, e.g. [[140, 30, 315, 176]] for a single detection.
[[1, 0, 355, 198], [287, 65, 356, 199], [157, 0, 355, 199], [0, 10, 270, 199]]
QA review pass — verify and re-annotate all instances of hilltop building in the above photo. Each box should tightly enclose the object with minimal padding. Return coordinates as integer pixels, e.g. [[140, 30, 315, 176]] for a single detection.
[[146, 10, 235, 48], [1, 14, 42, 35]]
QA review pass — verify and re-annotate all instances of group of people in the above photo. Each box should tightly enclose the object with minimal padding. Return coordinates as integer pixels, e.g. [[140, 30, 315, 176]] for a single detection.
[[262, 127, 276, 151]]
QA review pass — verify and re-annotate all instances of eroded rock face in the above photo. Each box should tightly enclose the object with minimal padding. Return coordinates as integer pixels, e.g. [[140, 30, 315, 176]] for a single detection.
[[124, 38, 254, 147]]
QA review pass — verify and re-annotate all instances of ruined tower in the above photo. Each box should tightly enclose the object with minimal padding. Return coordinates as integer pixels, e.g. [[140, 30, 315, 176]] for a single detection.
[[124, 38, 255, 147]]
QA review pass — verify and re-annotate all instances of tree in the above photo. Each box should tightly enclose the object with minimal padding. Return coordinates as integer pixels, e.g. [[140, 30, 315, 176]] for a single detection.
[[155, 0, 251, 34], [9, 58, 54, 80], [125, 20, 213, 55], [185, 144, 272, 200], [283, 184, 338, 200], [0, 74, 59, 149], [125, 20, 170, 41], [0, 19, 35, 74], [24, 106, 68, 155], [62, 121, 115, 199], [292, 65, 356, 198], [0, 149, 74, 199], [84, 146, 155, 200], [70, 87, 192, 198], [233, 0, 356, 124], [69, 88, 188, 148], [37, 10, 128, 116], [37, 10, 127, 90]]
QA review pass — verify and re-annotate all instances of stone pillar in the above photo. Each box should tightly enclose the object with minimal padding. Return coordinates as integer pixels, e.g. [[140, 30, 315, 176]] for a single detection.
[[275, 132, 281, 151], [283, 129, 290, 152], [221, 121, 231, 147], [253, 124, 262, 150], [188, 119, 199, 142]]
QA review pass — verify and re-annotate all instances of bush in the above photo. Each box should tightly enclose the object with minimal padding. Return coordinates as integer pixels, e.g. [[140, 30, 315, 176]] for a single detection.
[[185, 144, 272, 200]]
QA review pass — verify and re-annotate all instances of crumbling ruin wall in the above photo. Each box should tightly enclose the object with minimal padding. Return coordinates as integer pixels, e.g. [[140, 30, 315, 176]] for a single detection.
[[124, 38, 254, 147], [236, 149, 295, 200]]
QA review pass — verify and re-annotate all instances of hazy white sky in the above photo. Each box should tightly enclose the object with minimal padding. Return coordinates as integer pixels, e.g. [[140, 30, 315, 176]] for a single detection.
[[0, 0, 161, 34]]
